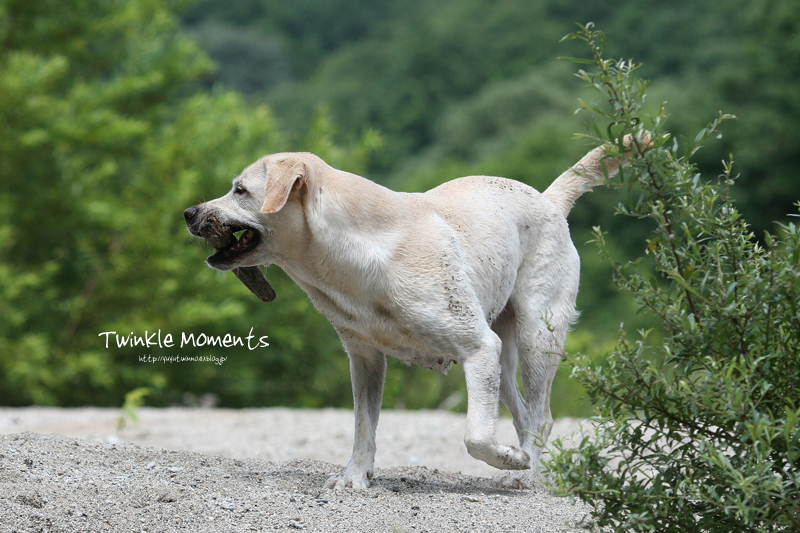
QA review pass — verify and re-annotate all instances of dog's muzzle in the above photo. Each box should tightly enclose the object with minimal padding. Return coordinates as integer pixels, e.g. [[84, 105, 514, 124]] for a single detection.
[[184, 205, 276, 302]]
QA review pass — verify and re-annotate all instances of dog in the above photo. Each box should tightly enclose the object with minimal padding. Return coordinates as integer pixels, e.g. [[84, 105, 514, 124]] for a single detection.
[[184, 141, 628, 489]]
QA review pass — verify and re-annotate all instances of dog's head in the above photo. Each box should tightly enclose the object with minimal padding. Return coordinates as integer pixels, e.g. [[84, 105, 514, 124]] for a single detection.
[[184, 152, 318, 302]]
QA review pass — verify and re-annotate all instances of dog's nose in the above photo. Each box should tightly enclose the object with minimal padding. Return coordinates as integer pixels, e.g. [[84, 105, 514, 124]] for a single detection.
[[184, 206, 199, 222]]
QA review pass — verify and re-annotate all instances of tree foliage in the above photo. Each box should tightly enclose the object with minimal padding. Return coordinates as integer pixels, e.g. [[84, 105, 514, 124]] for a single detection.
[[182, 0, 799, 382], [1, 0, 797, 419], [183, 0, 799, 229], [0, 0, 374, 408], [545, 25, 800, 532]]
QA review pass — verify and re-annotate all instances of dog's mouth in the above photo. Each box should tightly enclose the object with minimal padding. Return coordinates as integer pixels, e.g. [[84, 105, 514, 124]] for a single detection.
[[185, 208, 276, 302], [207, 225, 261, 267]]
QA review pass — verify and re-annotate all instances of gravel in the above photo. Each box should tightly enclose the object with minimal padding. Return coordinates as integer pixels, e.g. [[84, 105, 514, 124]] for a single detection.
[[0, 407, 593, 532]]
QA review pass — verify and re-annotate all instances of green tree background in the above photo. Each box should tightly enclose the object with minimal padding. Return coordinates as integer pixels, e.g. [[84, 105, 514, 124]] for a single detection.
[[1, 0, 797, 414]]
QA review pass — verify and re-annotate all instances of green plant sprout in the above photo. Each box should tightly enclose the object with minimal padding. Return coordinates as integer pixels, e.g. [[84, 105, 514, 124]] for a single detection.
[[117, 387, 151, 431]]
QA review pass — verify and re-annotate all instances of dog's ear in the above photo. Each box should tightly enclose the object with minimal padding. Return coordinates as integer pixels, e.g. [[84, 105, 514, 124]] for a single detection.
[[260, 157, 307, 214]]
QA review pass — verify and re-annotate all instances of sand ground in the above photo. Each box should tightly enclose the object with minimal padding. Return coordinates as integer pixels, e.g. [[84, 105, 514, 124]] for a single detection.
[[0, 407, 592, 532]]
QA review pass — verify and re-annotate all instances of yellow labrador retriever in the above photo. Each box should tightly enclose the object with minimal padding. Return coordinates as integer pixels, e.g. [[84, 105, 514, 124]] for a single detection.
[[184, 142, 626, 489]]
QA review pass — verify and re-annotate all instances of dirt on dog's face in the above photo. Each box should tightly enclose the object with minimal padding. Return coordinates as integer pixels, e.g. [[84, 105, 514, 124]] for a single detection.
[[185, 210, 262, 270]]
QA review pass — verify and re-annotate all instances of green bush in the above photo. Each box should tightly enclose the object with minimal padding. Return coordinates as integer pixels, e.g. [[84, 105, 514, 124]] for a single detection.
[[545, 25, 800, 532], [0, 0, 375, 408]]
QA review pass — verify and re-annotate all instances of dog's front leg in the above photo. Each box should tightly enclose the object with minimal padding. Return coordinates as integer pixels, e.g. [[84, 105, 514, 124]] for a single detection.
[[462, 331, 531, 471], [325, 344, 386, 490]]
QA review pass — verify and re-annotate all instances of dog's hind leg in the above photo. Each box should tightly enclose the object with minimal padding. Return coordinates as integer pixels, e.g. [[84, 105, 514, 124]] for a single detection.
[[325, 341, 386, 490], [492, 246, 580, 489], [492, 304, 545, 489], [517, 251, 579, 468], [517, 314, 564, 463], [492, 307, 531, 450]]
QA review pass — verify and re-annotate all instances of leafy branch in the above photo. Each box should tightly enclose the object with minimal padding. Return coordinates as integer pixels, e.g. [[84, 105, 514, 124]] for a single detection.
[[547, 23, 800, 533]]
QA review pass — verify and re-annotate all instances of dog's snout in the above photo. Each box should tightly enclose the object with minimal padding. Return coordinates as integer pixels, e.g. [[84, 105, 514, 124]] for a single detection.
[[184, 206, 199, 223]]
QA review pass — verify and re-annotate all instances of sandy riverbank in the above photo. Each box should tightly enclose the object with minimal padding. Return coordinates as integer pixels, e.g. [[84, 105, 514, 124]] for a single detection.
[[0, 407, 591, 532]]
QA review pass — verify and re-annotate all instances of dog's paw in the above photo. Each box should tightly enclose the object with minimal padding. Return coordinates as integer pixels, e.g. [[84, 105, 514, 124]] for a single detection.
[[324, 470, 372, 490], [465, 439, 530, 470]]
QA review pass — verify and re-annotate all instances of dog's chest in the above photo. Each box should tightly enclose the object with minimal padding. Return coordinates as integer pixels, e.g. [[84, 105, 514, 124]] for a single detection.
[[310, 290, 457, 373], [354, 318, 458, 373], [358, 326, 457, 373]]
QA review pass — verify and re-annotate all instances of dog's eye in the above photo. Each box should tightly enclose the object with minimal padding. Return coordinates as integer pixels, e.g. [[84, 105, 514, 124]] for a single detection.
[[233, 184, 247, 195]]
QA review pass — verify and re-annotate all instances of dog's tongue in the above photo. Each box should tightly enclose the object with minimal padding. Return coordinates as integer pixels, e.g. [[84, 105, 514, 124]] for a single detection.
[[233, 266, 276, 302]]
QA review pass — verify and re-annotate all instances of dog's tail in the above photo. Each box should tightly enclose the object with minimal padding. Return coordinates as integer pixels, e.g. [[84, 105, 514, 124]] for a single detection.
[[543, 134, 648, 217]]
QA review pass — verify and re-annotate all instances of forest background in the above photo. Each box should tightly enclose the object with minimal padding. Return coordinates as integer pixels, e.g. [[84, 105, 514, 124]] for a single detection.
[[1, 0, 797, 416]]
